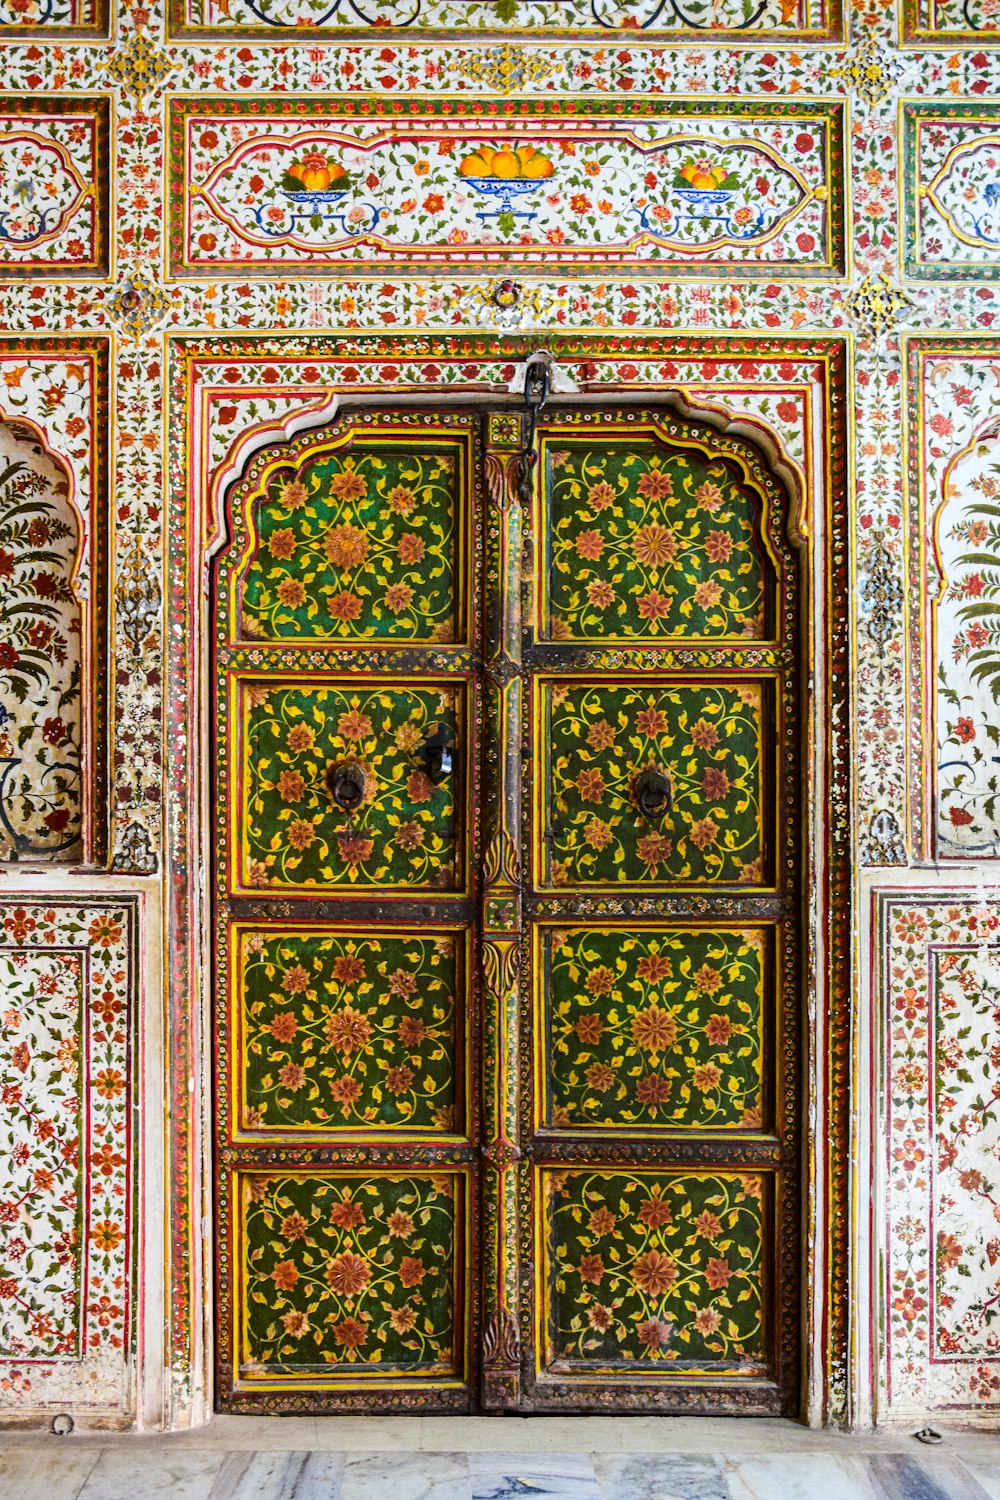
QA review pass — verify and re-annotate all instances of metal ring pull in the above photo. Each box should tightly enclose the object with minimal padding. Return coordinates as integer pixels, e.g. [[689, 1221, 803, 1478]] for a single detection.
[[326, 761, 366, 812], [420, 725, 455, 786], [635, 767, 672, 821]]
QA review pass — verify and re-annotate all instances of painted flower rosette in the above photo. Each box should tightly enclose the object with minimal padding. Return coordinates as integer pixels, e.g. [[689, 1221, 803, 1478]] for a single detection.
[[672, 154, 741, 206], [458, 144, 555, 218]]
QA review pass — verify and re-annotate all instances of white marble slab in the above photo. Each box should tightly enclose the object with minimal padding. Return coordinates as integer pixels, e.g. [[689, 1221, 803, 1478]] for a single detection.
[[956, 1459, 1000, 1500], [722, 1453, 880, 1500], [867, 1454, 998, 1500], [77, 1447, 228, 1500], [469, 1452, 601, 1500], [0, 1446, 102, 1500], [208, 1450, 345, 1499], [593, 1451, 732, 1500], [339, 1450, 469, 1500]]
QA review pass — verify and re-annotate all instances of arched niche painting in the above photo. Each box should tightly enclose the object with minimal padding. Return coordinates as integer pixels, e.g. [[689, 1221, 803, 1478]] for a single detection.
[[935, 427, 1000, 857], [0, 420, 82, 862]]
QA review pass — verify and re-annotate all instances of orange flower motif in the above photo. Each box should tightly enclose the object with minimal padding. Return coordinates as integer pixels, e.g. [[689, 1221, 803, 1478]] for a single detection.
[[329, 592, 363, 622], [337, 832, 374, 866], [576, 768, 605, 802], [287, 724, 315, 752], [704, 1014, 731, 1045], [637, 1316, 672, 1350], [637, 832, 672, 871], [704, 1257, 733, 1290], [578, 1253, 605, 1286], [588, 1304, 614, 1331], [584, 817, 612, 849], [633, 522, 677, 567], [331, 1075, 362, 1111], [704, 529, 733, 563], [386, 1064, 414, 1095], [694, 1307, 722, 1335], [276, 770, 305, 802], [636, 468, 674, 500], [281, 1310, 310, 1337], [399, 1256, 426, 1287], [287, 819, 315, 850], [387, 1210, 415, 1238], [586, 1061, 615, 1092], [330, 1196, 366, 1230], [272, 1260, 300, 1291], [588, 1207, 617, 1236], [278, 480, 308, 509], [693, 965, 722, 995], [277, 578, 306, 608], [384, 582, 414, 614], [700, 767, 730, 801], [575, 1013, 603, 1044], [693, 1062, 722, 1092], [387, 484, 416, 515], [94, 1069, 125, 1099], [268, 527, 296, 560], [694, 1210, 722, 1239], [586, 719, 616, 752], [631, 1005, 677, 1053], [585, 966, 615, 996], [325, 1006, 372, 1054], [637, 952, 671, 984], [396, 821, 424, 850], [390, 1305, 417, 1333], [282, 964, 310, 994], [638, 590, 671, 623], [638, 1194, 672, 1230], [326, 1250, 371, 1297], [333, 1315, 369, 1350], [407, 770, 435, 803], [587, 579, 614, 609], [695, 481, 725, 513], [636, 707, 668, 738], [694, 579, 723, 609], [278, 1063, 305, 1090], [575, 529, 604, 560], [398, 1016, 425, 1046], [397, 533, 425, 564], [587, 481, 616, 511], [337, 710, 373, 741], [269, 1012, 298, 1041], [688, 817, 719, 850], [636, 1074, 671, 1107], [281, 1212, 308, 1241], [332, 954, 366, 985], [325, 522, 369, 570], [632, 1249, 678, 1297], [690, 718, 719, 750], [329, 468, 367, 502]]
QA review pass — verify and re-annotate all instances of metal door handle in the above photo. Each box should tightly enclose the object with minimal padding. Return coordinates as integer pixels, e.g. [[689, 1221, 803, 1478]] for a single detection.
[[420, 725, 454, 786], [635, 767, 672, 821], [327, 762, 366, 812]]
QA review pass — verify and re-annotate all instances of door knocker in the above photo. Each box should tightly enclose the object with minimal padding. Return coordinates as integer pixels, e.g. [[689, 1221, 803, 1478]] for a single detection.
[[634, 767, 672, 821], [326, 761, 366, 812]]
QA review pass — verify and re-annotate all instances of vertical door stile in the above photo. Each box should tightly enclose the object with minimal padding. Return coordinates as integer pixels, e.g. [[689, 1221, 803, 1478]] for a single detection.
[[479, 414, 525, 1412]]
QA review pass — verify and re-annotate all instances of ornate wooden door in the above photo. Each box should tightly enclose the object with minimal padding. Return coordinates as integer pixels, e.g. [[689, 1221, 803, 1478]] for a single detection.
[[211, 397, 801, 1416]]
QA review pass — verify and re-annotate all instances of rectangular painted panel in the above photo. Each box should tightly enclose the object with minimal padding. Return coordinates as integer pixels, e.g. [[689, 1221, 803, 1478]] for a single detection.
[[901, 0, 998, 42], [231, 675, 468, 895], [236, 427, 470, 645], [535, 676, 771, 890], [537, 422, 776, 644], [0, 97, 110, 276], [167, 98, 845, 279], [904, 104, 1000, 279], [536, 923, 770, 1132], [169, 0, 839, 42], [233, 1168, 467, 1386], [537, 1167, 770, 1375], [231, 923, 469, 1137]]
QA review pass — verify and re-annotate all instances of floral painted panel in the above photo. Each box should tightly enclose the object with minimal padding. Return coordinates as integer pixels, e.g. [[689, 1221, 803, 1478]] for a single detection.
[[933, 433, 1000, 855], [238, 1170, 464, 1381], [0, 0, 105, 33], [235, 924, 465, 1135], [0, 900, 135, 1417], [0, 423, 82, 863], [540, 1168, 767, 1371], [170, 0, 836, 41], [539, 925, 767, 1131], [168, 100, 844, 279], [537, 677, 768, 889], [237, 432, 466, 645], [880, 896, 1000, 1416], [901, 0, 1000, 42], [0, 98, 109, 276], [234, 677, 466, 893], [539, 428, 771, 643]]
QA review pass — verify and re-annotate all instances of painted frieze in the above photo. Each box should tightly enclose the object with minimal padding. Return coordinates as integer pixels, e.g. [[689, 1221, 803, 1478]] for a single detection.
[[877, 893, 1000, 1417], [167, 0, 840, 42], [0, 898, 137, 1419], [168, 99, 845, 280], [904, 104, 1000, 280], [0, 98, 110, 279]]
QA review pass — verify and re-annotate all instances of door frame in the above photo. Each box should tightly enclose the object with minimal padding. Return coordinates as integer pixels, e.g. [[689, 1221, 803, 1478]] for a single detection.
[[163, 331, 852, 1429]]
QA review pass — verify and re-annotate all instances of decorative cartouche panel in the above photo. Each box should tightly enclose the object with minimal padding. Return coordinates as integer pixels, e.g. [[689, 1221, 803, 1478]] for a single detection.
[[0, 97, 110, 278], [167, 98, 845, 281], [537, 1167, 769, 1374], [537, 422, 776, 644], [535, 923, 769, 1133], [232, 1168, 467, 1387], [0, 0, 107, 35], [233, 424, 471, 647], [903, 104, 1000, 280], [0, 421, 82, 861], [231, 922, 468, 1137], [168, 0, 840, 42], [877, 894, 1000, 1417], [900, 0, 998, 44], [0, 899, 137, 1418], [230, 675, 468, 895], [534, 676, 770, 891]]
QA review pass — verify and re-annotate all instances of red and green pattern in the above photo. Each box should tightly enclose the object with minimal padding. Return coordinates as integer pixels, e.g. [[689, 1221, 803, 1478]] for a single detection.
[[541, 433, 769, 643], [240, 439, 463, 643], [237, 679, 464, 891], [542, 1168, 766, 1369], [541, 925, 765, 1130], [237, 927, 463, 1134], [240, 1171, 462, 1376], [539, 678, 766, 887]]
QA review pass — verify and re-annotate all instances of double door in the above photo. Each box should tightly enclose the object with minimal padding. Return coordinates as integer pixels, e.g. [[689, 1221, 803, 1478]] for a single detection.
[[211, 398, 802, 1414]]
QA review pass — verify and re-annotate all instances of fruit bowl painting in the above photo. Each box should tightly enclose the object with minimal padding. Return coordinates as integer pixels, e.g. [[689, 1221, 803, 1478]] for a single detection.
[[280, 149, 354, 204], [248, 146, 388, 240], [672, 155, 740, 207], [458, 144, 555, 222]]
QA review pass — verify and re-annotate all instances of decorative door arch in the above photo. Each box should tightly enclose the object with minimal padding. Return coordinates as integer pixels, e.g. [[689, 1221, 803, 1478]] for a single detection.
[[209, 391, 804, 1415]]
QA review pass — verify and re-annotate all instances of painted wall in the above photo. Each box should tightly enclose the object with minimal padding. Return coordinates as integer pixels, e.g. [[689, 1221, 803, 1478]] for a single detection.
[[1, 0, 1000, 1432]]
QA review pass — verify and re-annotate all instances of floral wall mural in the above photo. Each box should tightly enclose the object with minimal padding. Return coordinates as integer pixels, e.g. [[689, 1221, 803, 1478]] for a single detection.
[[0, 0, 998, 1436]]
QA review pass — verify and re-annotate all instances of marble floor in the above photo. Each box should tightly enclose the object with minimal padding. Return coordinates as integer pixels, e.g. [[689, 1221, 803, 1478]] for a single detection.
[[1, 1419, 999, 1500]]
